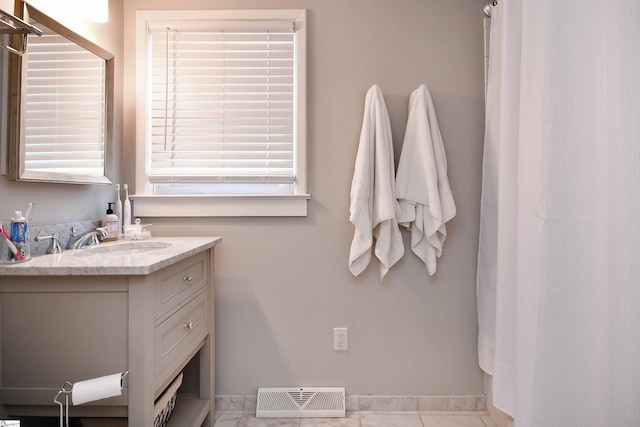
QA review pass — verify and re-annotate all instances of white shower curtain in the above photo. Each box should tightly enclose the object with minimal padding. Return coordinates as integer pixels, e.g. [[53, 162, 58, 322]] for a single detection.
[[477, 1, 640, 426]]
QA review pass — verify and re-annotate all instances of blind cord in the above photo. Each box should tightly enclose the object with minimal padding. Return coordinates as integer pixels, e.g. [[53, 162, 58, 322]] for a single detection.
[[163, 27, 169, 151], [221, 29, 226, 172], [266, 29, 271, 173]]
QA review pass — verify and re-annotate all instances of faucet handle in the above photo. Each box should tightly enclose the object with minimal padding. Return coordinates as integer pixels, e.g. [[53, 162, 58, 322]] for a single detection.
[[35, 233, 63, 254], [96, 227, 108, 239], [87, 227, 108, 246]]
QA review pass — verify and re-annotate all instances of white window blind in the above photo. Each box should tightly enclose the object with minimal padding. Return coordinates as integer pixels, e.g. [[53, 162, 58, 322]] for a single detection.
[[23, 22, 106, 176], [147, 20, 296, 192]]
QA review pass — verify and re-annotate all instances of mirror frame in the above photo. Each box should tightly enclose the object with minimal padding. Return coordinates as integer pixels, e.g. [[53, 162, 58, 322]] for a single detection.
[[8, 2, 114, 184]]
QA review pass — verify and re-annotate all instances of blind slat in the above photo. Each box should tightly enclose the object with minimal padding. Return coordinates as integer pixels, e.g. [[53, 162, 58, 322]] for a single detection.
[[23, 24, 107, 176]]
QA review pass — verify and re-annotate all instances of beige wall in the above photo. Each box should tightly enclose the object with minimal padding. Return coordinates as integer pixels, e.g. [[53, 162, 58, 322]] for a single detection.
[[1, 0, 486, 397], [0, 0, 128, 411], [0, 0, 124, 224], [123, 0, 486, 396]]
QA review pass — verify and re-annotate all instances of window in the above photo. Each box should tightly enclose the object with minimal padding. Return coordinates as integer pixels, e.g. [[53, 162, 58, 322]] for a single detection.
[[135, 10, 308, 217]]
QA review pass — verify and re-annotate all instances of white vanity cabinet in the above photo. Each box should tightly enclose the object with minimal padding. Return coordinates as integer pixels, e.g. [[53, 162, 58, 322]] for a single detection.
[[0, 237, 220, 427]]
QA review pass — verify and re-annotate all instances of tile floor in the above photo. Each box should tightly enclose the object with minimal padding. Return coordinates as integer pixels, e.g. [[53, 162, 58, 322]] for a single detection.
[[213, 411, 497, 427]]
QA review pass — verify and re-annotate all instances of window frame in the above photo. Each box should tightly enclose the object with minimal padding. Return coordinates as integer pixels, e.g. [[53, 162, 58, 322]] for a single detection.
[[134, 9, 308, 217]]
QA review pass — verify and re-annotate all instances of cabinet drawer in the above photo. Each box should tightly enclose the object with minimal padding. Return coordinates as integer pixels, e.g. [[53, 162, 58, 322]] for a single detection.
[[155, 252, 207, 320], [155, 289, 208, 391]]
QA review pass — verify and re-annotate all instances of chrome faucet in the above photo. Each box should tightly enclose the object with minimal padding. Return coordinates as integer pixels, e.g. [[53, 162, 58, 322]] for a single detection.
[[68, 227, 109, 250], [35, 233, 63, 254]]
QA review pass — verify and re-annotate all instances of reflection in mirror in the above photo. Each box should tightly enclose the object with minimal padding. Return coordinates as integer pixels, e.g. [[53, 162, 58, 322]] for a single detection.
[[9, 3, 113, 184]]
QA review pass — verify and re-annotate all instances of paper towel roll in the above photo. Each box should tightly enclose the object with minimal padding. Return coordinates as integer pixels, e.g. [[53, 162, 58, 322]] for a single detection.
[[72, 372, 124, 406]]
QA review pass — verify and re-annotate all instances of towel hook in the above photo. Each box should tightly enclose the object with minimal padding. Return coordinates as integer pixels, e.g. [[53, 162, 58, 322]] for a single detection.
[[482, 0, 498, 17]]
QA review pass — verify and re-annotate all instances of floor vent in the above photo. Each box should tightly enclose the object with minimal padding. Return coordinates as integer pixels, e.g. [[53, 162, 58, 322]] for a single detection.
[[256, 387, 345, 418]]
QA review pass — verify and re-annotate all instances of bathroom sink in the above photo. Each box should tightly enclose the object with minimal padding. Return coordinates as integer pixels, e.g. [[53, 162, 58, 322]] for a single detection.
[[73, 241, 172, 257]]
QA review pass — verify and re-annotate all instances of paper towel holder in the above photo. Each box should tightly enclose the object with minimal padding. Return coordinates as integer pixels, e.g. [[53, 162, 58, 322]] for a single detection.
[[53, 371, 128, 427]]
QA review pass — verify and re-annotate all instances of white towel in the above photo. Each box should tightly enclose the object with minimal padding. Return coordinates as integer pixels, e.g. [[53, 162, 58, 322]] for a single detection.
[[396, 84, 456, 275], [349, 85, 404, 279]]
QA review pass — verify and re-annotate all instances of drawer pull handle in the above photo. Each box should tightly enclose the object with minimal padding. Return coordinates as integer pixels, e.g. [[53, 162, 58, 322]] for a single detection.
[[183, 275, 193, 282], [184, 322, 194, 330]]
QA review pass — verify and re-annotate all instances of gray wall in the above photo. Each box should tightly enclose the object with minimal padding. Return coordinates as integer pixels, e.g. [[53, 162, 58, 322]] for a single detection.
[[0, 0, 124, 225], [1, 0, 486, 398], [123, 0, 486, 396]]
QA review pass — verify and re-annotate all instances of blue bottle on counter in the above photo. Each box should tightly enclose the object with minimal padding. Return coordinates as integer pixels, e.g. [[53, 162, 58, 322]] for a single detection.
[[10, 210, 29, 260]]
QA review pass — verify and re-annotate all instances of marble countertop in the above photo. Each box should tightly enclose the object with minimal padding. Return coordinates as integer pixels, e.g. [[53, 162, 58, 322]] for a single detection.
[[0, 236, 222, 276]]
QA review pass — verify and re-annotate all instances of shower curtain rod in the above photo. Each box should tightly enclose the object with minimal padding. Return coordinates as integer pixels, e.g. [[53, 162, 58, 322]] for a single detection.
[[483, 0, 498, 17]]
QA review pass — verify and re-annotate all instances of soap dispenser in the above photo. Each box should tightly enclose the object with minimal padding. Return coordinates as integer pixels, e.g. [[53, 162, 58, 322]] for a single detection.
[[102, 203, 119, 242]]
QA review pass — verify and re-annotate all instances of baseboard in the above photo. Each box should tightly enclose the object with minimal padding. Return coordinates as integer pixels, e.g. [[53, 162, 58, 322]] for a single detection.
[[216, 393, 487, 413]]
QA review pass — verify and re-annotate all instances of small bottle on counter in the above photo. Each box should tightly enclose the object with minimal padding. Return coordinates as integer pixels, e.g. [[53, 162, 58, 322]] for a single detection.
[[102, 203, 119, 242]]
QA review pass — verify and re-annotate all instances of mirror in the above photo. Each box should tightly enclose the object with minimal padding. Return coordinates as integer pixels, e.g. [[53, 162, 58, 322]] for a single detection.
[[8, 2, 113, 184]]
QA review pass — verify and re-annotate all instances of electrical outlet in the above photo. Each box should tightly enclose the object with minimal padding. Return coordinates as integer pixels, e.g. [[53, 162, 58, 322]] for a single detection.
[[333, 327, 348, 351]]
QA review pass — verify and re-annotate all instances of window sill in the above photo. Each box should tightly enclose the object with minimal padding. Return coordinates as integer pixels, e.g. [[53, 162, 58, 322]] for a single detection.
[[130, 194, 310, 217]]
